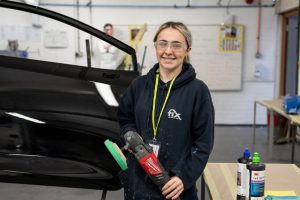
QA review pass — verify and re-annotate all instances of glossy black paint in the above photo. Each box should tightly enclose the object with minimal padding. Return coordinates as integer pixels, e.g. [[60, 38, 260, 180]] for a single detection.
[[0, 1, 139, 191]]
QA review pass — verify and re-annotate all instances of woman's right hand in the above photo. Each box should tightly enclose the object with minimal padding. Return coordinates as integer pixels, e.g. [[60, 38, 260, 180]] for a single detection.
[[162, 176, 184, 200]]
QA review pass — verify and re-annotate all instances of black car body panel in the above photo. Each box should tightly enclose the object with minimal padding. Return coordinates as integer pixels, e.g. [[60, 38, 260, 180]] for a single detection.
[[0, 0, 139, 191]]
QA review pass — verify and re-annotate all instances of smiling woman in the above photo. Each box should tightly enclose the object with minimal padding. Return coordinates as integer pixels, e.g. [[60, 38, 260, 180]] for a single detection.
[[117, 21, 214, 200], [153, 22, 192, 79]]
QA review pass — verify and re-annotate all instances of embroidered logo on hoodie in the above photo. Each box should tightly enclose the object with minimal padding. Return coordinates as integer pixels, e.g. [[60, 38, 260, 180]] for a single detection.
[[167, 109, 182, 120]]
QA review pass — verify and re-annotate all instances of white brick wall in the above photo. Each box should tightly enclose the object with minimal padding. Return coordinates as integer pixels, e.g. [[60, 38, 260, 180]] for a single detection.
[[212, 82, 274, 124], [0, 0, 283, 125]]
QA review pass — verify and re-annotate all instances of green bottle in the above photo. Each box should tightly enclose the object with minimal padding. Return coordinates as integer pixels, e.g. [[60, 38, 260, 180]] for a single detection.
[[246, 152, 266, 200]]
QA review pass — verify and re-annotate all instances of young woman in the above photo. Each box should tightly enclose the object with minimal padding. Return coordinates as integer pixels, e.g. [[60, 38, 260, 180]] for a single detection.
[[118, 21, 214, 200]]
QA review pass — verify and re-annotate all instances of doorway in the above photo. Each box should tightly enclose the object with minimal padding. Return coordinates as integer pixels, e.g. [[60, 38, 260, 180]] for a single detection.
[[280, 9, 299, 96]]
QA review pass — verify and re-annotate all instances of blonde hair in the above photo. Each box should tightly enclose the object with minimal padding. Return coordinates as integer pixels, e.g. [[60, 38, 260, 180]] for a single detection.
[[153, 21, 192, 63]]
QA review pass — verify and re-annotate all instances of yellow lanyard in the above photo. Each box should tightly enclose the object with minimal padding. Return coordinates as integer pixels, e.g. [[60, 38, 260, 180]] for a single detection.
[[152, 70, 176, 140]]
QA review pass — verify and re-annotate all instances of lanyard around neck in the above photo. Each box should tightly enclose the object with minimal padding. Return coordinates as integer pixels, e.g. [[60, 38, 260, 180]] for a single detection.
[[152, 69, 176, 140]]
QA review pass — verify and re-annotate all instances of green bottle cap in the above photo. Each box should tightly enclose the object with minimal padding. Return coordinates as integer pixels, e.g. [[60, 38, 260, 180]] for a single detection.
[[252, 152, 261, 164]]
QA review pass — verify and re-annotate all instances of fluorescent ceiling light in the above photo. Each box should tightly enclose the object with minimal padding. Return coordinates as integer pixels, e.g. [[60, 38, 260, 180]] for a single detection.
[[5, 112, 46, 124]]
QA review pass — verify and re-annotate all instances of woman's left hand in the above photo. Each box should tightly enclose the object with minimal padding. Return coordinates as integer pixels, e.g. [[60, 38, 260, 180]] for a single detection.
[[162, 176, 184, 200]]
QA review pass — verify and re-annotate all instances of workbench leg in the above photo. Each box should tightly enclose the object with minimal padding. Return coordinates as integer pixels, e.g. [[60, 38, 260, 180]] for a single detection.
[[201, 175, 205, 200], [268, 110, 274, 159], [253, 102, 257, 151], [291, 125, 296, 164]]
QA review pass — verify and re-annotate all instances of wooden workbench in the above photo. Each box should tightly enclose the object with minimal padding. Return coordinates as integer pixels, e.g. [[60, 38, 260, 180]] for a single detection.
[[202, 163, 300, 200], [253, 99, 300, 163]]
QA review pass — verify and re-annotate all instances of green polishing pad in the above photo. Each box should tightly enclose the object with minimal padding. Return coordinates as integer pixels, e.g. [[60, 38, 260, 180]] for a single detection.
[[104, 139, 128, 171]]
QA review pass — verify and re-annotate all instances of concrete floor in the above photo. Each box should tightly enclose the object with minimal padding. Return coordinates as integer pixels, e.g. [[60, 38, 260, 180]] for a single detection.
[[0, 126, 299, 200]]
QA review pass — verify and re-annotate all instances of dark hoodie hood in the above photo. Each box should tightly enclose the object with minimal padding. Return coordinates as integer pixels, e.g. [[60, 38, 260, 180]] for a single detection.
[[147, 63, 196, 89]]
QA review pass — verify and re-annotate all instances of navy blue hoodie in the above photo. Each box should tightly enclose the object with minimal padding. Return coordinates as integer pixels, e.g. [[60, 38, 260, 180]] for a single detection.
[[118, 63, 214, 200]]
